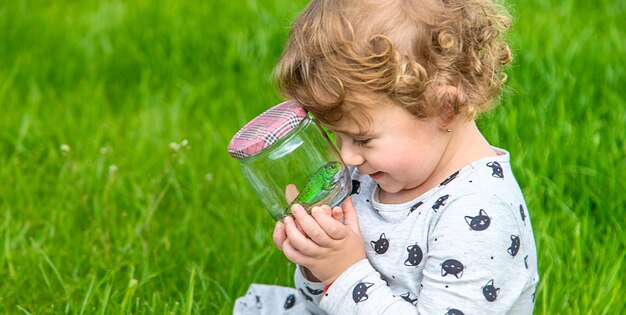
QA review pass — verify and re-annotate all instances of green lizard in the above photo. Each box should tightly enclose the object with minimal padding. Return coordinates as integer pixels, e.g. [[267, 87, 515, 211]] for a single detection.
[[285, 161, 343, 216]]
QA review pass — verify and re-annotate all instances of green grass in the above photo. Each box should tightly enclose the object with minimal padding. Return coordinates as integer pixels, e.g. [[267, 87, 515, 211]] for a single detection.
[[0, 0, 624, 313]]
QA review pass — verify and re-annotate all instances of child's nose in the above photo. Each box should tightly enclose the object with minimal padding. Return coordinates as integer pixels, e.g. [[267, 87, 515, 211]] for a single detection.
[[339, 143, 365, 167]]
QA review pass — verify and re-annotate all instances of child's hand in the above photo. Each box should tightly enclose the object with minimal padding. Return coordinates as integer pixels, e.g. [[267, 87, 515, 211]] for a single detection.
[[281, 197, 365, 285], [275, 184, 343, 251], [274, 185, 346, 282], [273, 216, 323, 282], [273, 204, 341, 251]]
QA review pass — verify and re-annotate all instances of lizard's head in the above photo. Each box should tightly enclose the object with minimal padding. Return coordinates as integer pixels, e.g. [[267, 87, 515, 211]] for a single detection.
[[321, 161, 343, 187], [322, 161, 343, 177]]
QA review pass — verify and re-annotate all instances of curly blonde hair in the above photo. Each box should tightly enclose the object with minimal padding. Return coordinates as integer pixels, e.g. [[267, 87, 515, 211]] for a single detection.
[[274, 0, 512, 127]]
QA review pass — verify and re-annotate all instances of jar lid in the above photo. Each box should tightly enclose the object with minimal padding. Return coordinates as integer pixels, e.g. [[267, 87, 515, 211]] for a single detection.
[[228, 99, 308, 160]]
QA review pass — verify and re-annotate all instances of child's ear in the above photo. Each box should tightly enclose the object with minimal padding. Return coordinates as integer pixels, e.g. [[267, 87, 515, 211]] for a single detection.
[[438, 85, 460, 123]]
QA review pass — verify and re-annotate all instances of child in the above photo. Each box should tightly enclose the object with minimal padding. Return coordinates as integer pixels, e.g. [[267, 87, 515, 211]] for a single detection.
[[234, 0, 538, 314]]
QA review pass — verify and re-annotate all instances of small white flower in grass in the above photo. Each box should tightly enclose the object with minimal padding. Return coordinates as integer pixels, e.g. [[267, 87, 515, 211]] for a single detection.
[[100, 146, 111, 155], [205, 173, 214, 183], [60, 144, 71, 153], [108, 164, 118, 176], [170, 139, 190, 152], [169, 142, 181, 152]]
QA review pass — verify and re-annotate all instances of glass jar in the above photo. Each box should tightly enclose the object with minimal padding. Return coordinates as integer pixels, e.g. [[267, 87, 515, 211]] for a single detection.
[[228, 100, 351, 221]]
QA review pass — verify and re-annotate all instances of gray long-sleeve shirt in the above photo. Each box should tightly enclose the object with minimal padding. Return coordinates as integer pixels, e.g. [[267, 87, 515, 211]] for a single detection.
[[296, 148, 538, 314], [235, 147, 539, 315]]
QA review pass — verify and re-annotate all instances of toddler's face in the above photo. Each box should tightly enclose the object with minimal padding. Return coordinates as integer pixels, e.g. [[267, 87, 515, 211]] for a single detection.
[[325, 100, 451, 202]]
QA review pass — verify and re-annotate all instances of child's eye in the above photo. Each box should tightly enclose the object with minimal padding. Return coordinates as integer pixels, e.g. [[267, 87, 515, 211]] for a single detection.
[[353, 138, 370, 146]]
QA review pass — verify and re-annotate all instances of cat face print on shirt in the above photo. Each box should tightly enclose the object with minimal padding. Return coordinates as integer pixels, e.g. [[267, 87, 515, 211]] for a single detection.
[[441, 259, 464, 279], [482, 279, 500, 302], [486, 161, 504, 179], [432, 194, 450, 212], [508, 235, 521, 256], [255, 295, 262, 309], [351, 179, 361, 195], [409, 201, 423, 216], [305, 284, 323, 295], [465, 209, 491, 231], [371, 233, 390, 254], [400, 292, 418, 305], [284, 294, 296, 309], [404, 243, 423, 267], [352, 282, 374, 303]]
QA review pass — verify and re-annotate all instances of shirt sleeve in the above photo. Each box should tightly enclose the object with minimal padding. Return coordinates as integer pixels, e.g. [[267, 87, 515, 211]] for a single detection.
[[319, 259, 418, 314], [417, 193, 535, 314], [293, 265, 329, 314]]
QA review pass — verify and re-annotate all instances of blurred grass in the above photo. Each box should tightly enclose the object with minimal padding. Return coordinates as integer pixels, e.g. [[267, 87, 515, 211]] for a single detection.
[[0, 0, 624, 314]]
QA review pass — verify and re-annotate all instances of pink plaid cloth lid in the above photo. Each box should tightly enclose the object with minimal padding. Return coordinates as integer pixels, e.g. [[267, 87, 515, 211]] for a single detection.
[[228, 100, 308, 159]]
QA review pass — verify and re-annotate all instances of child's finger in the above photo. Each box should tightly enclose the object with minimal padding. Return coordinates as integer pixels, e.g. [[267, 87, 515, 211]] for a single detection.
[[319, 205, 333, 216], [272, 221, 287, 250], [331, 206, 343, 222], [284, 213, 320, 255], [281, 239, 309, 266], [292, 206, 334, 247], [290, 204, 308, 234], [312, 207, 347, 240], [318, 204, 340, 222], [341, 197, 361, 233]]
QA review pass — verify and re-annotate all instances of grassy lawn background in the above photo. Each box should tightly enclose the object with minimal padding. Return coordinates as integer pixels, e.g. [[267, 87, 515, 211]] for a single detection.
[[0, 0, 624, 313]]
